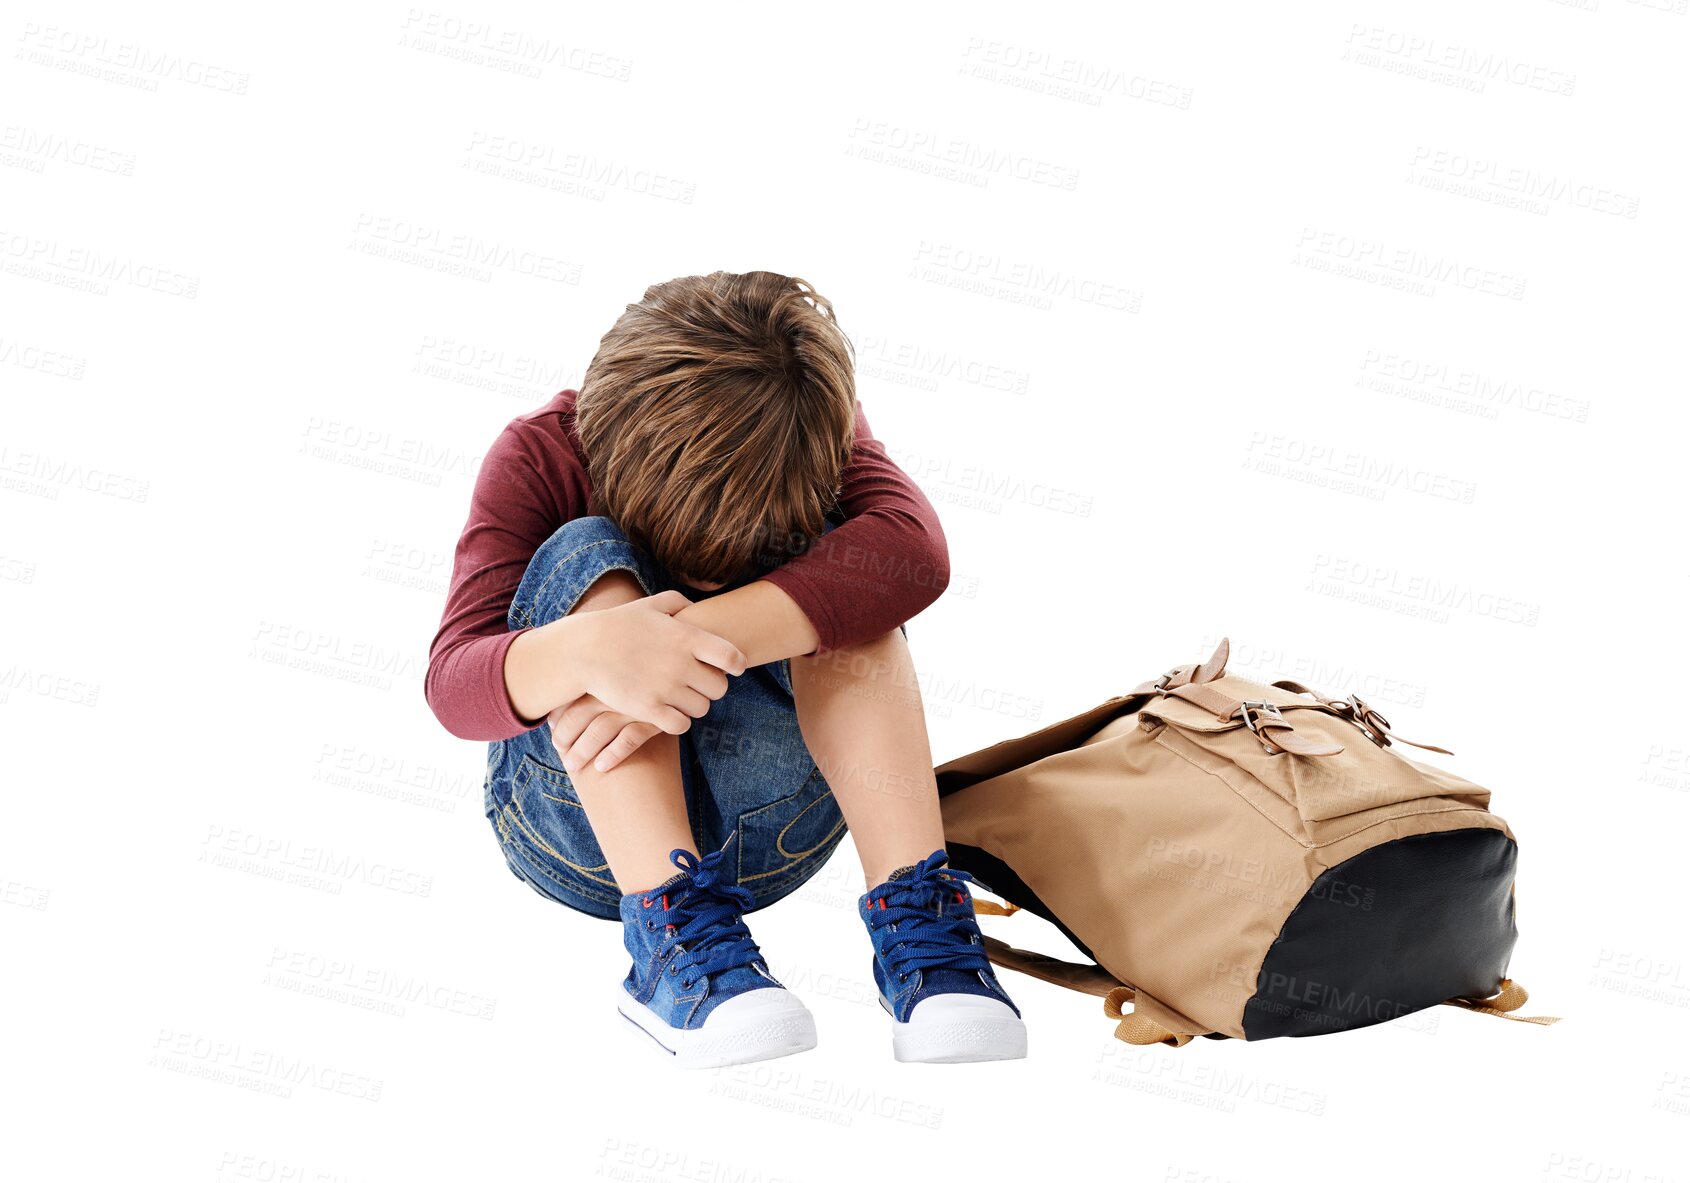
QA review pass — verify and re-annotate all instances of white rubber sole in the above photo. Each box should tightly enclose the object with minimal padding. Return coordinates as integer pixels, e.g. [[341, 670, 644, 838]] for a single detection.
[[886, 993, 1028, 1064], [617, 985, 818, 1069]]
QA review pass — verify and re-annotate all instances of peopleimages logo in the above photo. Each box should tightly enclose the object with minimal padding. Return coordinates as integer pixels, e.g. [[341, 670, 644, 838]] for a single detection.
[[149, 1029, 383, 1102], [16, 23, 251, 94], [462, 132, 696, 203], [0, 230, 200, 298], [199, 825, 435, 898], [1244, 433, 1479, 504], [0, 446, 150, 502], [1308, 554, 1541, 626], [349, 214, 582, 284], [958, 38, 1195, 110], [846, 118, 1081, 191], [262, 947, 497, 1020], [1341, 25, 1576, 97], [0, 336, 87, 379], [912, 241, 1141, 311], [1294, 228, 1525, 300], [0, 125, 137, 175], [1408, 147, 1640, 219], [398, 11, 633, 81], [1357, 349, 1591, 423]]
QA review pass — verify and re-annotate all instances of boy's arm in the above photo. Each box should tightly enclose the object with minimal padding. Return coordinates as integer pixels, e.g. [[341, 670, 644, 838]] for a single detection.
[[440, 401, 941, 755], [505, 589, 745, 730], [673, 580, 819, 667], [548, 580, 819, 775], [755, 400, 949, 653], [650, 401, 945, 666], [659, 402, 943, 666], [558, 405, 944, 772], [426, 424, 567, 740], [425, 424, 744, 741]]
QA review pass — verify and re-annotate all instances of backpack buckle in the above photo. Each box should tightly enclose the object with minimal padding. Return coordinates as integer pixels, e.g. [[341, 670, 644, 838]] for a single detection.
[[1345, 694, 1392, 747], [1238, 700, 1285, 751]]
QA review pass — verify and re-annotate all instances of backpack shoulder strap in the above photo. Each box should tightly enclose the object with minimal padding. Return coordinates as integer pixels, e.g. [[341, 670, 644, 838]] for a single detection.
[[979, 934, 1120, 996], [978, 917, 1562, 1040], [979, 934, 1209, 1047]]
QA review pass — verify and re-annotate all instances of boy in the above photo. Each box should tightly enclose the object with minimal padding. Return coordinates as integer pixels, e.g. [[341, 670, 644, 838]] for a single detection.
[[426, 271, 1024, 1067]]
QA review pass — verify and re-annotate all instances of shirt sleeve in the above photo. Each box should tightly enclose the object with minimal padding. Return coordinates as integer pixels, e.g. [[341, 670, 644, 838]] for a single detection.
[[759, 402, 950, 652], [425, 424, 569, 741]]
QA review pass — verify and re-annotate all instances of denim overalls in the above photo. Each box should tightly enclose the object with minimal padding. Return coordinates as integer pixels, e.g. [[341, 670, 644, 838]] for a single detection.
[[484, 516, 848, 919]]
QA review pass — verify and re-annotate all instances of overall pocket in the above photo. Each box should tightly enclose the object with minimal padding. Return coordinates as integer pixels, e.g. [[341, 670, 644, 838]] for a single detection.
[[503, 755, 618, 892], [733, 767, 847, 887]]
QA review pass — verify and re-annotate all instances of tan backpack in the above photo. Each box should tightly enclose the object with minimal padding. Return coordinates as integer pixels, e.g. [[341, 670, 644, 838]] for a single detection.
[[937, 638, 1560, 1046]]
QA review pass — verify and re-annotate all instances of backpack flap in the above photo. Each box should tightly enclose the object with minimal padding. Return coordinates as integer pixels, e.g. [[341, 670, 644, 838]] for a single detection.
[[935, 695, 1145, 797]]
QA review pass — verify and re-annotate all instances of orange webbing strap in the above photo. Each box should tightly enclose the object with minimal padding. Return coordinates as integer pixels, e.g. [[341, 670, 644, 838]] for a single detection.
[[1442, 978, 1561, 1026], [972, 898, 1021, 916], [1103, 986, 1194, 1048], [975, 917, 1201, 1048]]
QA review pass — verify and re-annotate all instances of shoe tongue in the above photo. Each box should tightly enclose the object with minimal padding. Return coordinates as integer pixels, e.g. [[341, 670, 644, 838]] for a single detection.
[[882, 866, 965, 919]]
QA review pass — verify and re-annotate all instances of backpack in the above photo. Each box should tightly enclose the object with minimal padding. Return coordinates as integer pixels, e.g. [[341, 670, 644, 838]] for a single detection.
[[935, 638, 1559, 1046]]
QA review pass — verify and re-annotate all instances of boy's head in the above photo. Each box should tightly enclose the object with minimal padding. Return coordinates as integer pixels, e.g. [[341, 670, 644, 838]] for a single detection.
[[575, 271, 857, 589]]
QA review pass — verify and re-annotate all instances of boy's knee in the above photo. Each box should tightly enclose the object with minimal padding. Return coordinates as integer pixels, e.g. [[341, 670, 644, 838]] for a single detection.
[[572, 569, 644, 615], [509, 516, 658, 629], [542, 514, 633, 552]]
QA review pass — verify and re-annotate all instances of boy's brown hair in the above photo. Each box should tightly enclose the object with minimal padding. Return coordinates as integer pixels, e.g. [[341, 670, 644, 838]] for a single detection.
[[575, 271, 858, 587]]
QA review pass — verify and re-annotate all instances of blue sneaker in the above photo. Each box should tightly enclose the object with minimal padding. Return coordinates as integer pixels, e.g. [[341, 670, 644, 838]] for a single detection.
[[859, 850, 1027, 1063], [616, 842, 817, 1068]]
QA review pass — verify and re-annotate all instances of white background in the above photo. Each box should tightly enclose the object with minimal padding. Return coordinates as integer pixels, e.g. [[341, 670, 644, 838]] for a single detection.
[[4, 1, 1688, 1180]]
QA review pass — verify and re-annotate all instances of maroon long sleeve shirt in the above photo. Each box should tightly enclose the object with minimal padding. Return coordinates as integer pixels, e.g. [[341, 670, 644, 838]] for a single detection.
[[425, 389, 950, 741]]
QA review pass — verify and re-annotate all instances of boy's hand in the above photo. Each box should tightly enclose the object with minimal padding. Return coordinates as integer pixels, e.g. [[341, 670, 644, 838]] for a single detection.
[[572, 590, 746, 735], [548, 696, 661, 774]]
